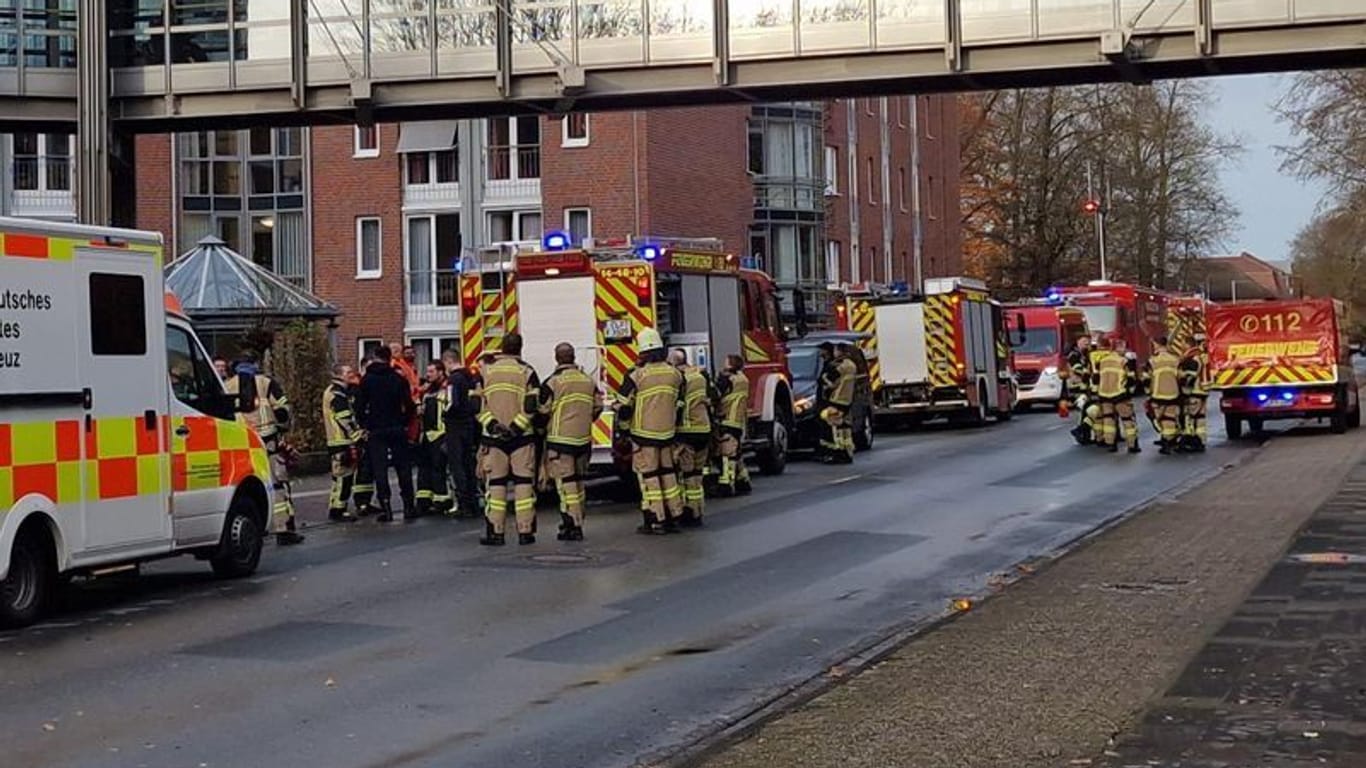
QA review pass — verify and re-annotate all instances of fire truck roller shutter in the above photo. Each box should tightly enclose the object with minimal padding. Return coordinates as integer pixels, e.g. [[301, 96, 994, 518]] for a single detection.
[[518, 276, 600, 385], [875, 303, 929, 386], [706, 276, 742, 374]]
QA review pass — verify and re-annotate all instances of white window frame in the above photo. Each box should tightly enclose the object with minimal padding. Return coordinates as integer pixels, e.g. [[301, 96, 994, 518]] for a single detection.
[[358, 337, 384, 363], [488, 209, 542, 243], [564, 207, 592, 243], [354, 125, 379, 158], [823, 145, 838, 195], [562, 113, 590, 147], [12, 132, 72, 192], [356, 216, 383, 279]]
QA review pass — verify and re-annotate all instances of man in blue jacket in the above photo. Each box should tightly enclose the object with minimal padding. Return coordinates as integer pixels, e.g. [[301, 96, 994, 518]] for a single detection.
[[356, 345, 416, 522]]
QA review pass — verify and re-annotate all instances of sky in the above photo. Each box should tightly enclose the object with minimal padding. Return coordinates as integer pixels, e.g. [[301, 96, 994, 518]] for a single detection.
[[1204, 73, 1328, 266]]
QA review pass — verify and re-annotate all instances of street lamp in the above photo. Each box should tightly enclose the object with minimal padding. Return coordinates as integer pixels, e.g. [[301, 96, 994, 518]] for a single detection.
[[1084, 162, 1108, 281]]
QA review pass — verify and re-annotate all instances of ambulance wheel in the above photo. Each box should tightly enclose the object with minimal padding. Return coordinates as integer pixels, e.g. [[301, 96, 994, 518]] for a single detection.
[[211, 498, 264, 579], [0, 525, 55, 629], [1225, 415, 1243, 441]]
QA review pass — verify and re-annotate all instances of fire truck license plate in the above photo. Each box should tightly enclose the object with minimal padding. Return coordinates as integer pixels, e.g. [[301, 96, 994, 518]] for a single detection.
[[605, 319, 633, 341]]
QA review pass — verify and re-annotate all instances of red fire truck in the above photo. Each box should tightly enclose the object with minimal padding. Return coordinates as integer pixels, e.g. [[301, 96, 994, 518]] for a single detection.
[[460, 236, 796, 475], [1055, 281, 1170, 368], [1208, 298, 1360, 438]]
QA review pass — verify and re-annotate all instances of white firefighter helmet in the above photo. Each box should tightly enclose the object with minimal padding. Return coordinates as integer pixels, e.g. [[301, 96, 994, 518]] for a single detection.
[[636, 327, 664, 353]]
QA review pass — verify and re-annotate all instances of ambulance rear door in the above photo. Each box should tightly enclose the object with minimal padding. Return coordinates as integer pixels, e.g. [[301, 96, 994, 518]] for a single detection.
[[76, 249, 172, 554]]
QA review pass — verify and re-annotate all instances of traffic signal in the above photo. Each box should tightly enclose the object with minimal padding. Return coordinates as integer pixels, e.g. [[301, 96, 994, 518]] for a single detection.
[[1081, 198, 1100, 215]]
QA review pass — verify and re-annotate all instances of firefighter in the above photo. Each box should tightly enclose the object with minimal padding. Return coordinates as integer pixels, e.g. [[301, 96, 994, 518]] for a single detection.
[[618, 328, 685, 534], [1146, 337, 1183, 455], [714, 353, 752, 497], [538, 342, 602, 541], [1064, 334, 1094, 443], [476, 334, 541, 546], [225, 351, 304, 545], [1094, 337, 1141, 454], [670, 348, 715, 526], [1179, 334, 1210, 453], [442, 349, 481, 518], [818, 343, 858, 464], [322, 363, 363, 523], [415, 362, 453, 518], [351, 356, 376, 516]]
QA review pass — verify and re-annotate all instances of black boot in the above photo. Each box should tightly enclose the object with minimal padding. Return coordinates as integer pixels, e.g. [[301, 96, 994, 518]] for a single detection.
[[403, 501, 419, 523], [276, 531, 305, 546], [328, 508, 357, 523], [564, 525, 584, 541], [556, 513, 576, 541], [736, 478, 753, 495], [662, 516, 682, 534], [375, 503, 393, 523], [519, 532, 536, 545], [1159, 440, 1173, 455], [1106, 442, 1119, 453], [637, 512, 667, 535], [1128, 444, 1142, 454], [479, 522, 505, 546], [678, 508, 703, 528]]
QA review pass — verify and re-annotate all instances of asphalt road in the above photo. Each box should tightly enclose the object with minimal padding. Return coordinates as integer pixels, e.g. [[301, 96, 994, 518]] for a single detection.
[[0, 409, 1254, 768]]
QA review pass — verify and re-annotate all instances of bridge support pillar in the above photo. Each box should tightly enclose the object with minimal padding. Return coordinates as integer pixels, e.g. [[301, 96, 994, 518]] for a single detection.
[[76, 0, 111, 225]]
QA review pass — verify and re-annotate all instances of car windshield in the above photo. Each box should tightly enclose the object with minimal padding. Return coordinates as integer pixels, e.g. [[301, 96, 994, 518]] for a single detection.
[[788, 347, 823, 381], [1079, 305, 1118, 333], [1011, 327, 1060, 357]]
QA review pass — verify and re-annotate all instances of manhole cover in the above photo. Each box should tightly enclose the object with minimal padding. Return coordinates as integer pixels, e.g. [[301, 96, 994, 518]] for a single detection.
[[526, 553, 594, 566]]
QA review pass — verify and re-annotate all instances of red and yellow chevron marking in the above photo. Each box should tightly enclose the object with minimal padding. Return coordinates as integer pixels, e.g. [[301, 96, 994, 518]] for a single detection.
[[460, 275, 483, 369], [504, 275, 519, 335], [591, 411, 615, 450], [924, 295, 959, 389], [594, 264, 655, 394], [0, 230, 161, 264], [1212, 364, 1337, 389], [742, 333, 771, 364], [848, 299, 880, 389]]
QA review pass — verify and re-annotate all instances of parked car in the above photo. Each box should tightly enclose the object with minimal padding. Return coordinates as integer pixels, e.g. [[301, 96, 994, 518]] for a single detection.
[[789, 331, 875, 452]]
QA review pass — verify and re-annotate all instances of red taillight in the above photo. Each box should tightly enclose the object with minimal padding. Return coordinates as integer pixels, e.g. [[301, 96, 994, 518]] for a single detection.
[[1311, 393, 1336, 405], [633, 277, 651, 305], [461, 284, 478, 314]]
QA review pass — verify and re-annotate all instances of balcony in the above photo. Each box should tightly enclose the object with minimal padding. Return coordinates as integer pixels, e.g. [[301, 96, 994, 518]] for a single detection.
[[485, 145, 541, 205], [403, 181, 461, 210], [754, 177, 825, 212], [405, 268, 462, 331]]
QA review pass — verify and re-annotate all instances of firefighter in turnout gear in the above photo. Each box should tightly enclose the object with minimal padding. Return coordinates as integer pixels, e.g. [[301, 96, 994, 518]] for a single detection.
[[415, 362, 453, 517], [476, 334, 541, 546], [670, 348, 716, 526], [818, 343, 857, 464], [1146, 337, 1184, 455], [714, 354, 751, 497], [1179, 335, 1210, 453], [618, 328, 686, 535], [1066, 335, 1096, 444], [225, 351, 304, 545], [538, 343, 602, 541], [350, 356, 377, 516], [1094, 337, 1141, 454], [322, 364, 363, 523]]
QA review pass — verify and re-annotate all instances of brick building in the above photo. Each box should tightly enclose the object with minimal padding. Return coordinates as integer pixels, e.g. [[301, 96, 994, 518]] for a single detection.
[[0, 97, 960, 364]]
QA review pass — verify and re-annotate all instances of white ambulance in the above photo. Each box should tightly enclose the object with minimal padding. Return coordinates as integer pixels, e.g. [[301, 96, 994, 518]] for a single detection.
[[0, 217, 274, 628]]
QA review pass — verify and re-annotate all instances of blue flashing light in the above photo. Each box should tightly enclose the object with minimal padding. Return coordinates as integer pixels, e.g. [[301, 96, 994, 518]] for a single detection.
[[1282, 391, 1295, 402], [637, 244, 661, 261], [1256, 392, 1270, 403], [1044, 287, 1063, 304], [542, 230, 571, 251]]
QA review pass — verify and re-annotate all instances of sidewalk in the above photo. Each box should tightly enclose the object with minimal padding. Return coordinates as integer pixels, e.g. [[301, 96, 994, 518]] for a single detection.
[[1096, 460, 1366, 766], [691, 426, 1366, 768]]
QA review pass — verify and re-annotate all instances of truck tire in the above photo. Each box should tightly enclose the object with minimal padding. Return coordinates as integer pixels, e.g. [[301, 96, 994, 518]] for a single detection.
[[755, 404, 791, 476], [0, 526, 55, 629], [1331, 404, 1348, 434], [210, 497, 265, 579], [1225, 414, 1243, 441], [966, 383, 990, 427], [1350, 405, 1362, 430], [1248, 417, 1264, 434], [854, 412, 874, 452]]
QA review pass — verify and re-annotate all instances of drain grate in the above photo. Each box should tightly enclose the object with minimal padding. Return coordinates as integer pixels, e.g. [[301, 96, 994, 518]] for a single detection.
[[527, 553, 594, 566]]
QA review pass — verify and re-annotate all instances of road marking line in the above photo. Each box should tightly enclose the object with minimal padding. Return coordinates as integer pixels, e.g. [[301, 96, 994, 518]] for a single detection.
[[827, 474, 865, 486], [292, 489, 331, 500]]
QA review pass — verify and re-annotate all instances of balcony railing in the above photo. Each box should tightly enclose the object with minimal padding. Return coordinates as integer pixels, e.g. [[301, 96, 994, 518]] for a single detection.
[[754, 176, 825, 211], [402, 181, 461, 209], [487, 145, 540, 181], [405, 267, 462, 328]]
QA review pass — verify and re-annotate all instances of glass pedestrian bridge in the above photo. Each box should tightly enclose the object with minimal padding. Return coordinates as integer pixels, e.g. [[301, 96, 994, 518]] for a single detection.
[[3, 0, 1364, 129]]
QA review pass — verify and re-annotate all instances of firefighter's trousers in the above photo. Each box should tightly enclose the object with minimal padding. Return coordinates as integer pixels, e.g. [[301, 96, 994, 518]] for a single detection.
[[1183, 395, 1208, 444], [544, 447, 588, 527], [716, 430, 750, 491], [415, 437, 452, 513], [1098, 399, 1138, 450], [327, 446, 356, 513], [485, 443, 537, 534], [1151, 399, 1182, 446], [352, 439, 375, 510], [672, 439, 709, 517], [820, 406, 854, 460], [264, 438, 296, 533], [633, 442, 683, 523]]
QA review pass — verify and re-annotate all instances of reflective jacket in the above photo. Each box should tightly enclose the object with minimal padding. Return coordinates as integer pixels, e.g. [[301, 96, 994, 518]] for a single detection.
[[1180, 351, 1208, 397], [477, 354, 540, 448], [716, 369, 749, 436], [1147, 350, 1182, 403], [322, 379, 360, 449], [540, 363, 601, 454], [225, 371, 289, 440], [823, 357, 857, 408], [1067, 347, 1092, 393], [421, 380, 450, 442], [618, 360, 683, 446], [1095, 351, 1131, 400], [677, 365, 715, 444]]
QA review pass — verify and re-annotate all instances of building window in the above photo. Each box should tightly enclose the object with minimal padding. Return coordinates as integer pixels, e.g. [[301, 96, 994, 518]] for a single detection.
[[354, 125, 379, 157], [404, 149, 458, 185], [562, 113, 589, 147], [356, 217, 382, 279], [826, 241, 841, 284], [928, 174, 939, 220], [755, 222, 822, 290], [565, 207, 591, 244], [407, 335, 461, 370], [358, 337, 384, 363], [898, 167, 908, 212], [823, 145, 838, 194], [488, 210, 542, 243], [406, 213, 462, 307], [12, 132, 71, 192], [178, 128, 308, 288], [8, 0, 76, 69], [747, 125, 764, 175], [487, 117, 541, 181], [866, 157, 877, 205]]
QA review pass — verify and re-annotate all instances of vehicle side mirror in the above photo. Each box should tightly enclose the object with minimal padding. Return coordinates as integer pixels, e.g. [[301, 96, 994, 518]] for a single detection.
[[1013, 313, 1027, 346], [205, 391, 239, 422]]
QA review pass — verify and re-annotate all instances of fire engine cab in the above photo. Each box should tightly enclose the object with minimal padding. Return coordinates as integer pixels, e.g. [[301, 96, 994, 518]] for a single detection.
[[833, 277, 1017, 425], [1055, 281, 1169, 369], [459, 235, 795, 475]]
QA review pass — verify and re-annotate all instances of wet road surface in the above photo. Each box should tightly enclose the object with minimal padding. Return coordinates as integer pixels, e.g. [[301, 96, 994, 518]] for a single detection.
[[0, 411, 1252, 768]]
